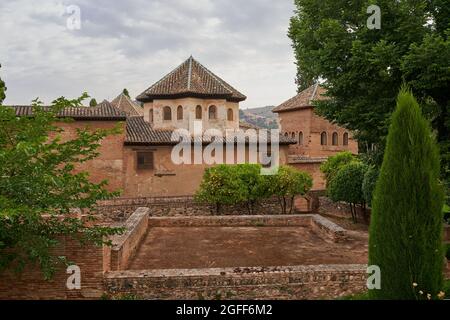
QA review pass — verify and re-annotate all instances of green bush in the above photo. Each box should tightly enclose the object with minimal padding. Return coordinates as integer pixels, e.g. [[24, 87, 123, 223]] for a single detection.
[[235, 164, 271, 215], [369, 88, 444, 300], [195, 165, 245, 214], [269, 166, 313, 215], [362, 166, 379, 207], [328, 162, 368, 223], [320, 151, 355, 190], [196, 164, 313, 215]]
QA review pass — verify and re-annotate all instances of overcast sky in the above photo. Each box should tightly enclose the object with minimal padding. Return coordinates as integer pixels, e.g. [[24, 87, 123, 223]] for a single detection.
[[0, 0, 298, 109]]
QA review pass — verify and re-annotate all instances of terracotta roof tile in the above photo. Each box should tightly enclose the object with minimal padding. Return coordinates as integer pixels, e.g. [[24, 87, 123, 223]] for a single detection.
[[273, 84, 328, 113], [125, 117, 295, 145], [9, 100, 127, 120], [111, 93, 143, 117], [136, 56, 246, 103]]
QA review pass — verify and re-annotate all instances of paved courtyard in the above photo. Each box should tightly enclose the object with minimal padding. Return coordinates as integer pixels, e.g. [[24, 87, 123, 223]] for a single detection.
[[128, 226, 368, 270]]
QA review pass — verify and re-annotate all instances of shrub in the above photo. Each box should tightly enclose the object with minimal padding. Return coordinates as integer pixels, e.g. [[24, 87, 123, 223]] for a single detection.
[[369, 88, 444, 300], [194, 165, 245, 214], [235, 164, 271, 215], [328, 162, 368, 223], [320, 151, 355, 190], [362, 166, 379, 207], [269, 166, 313, 215]]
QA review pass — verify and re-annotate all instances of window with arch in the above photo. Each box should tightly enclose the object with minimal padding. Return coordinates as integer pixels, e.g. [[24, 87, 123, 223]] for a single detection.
[[332, 132, 338, 146], [291, 132, 296, 139], [149, 108, 153, 123], [321, 132, 327, 146], [196, 105, 202, 119], [343, 132, 349, 146], [209, 105, 217, 120], [298, 131, 303, 145], [227, 108, 234, 121], [284, 132, 289, 138], [163, 106, 172, 121], [177, 105, 183, 120]]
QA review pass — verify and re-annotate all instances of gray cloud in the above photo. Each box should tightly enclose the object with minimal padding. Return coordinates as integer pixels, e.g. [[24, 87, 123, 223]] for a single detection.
[[0, 0, 297, 108]]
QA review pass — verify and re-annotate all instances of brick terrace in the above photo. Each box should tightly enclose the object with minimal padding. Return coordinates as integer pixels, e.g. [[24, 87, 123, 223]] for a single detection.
[[128, 225, 368, 270]]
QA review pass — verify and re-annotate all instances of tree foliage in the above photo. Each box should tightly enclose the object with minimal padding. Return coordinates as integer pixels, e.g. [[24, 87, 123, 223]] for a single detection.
[[369, 88, 444, 300], [269, 166, 313, 215], [0, 64, 5, 104], [195, 165, 312, 215], [320, 151, 356, 190], [362, 165, 379, 207], [122, 88, 130, 98], [0, 94, 123, 279], [195, 165, 245, 214], [328, 162, 368, 223], [289, 0, 450, 195], [89, 98, 98, 107]]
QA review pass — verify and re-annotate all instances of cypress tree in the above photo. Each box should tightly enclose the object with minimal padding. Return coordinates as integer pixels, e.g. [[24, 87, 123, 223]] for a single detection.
[[368, 88, 444, 299]]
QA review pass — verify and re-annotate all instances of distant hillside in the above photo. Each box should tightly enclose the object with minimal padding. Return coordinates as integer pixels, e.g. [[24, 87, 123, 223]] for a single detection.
[[239, 106, 278, 129]]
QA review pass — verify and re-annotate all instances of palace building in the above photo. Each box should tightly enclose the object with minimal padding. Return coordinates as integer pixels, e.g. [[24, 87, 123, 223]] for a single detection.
[[273, 83, 358, 190]]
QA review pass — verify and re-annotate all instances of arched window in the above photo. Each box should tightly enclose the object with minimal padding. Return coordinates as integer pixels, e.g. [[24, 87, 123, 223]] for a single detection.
[[321, 132, 327, 146], [163, 106, 172, 121], [177, 105, 183, 120], [227, 108, 233, 121], [332, 132, 338, 146], [196, 105, 202, 119], [291, 132, 296, 139], [343, 132, 349, 146], [209, 105, 217, 120], [149, 109, 153, 123], [298, 131, 303, 145], [284, 132, 289, 137]]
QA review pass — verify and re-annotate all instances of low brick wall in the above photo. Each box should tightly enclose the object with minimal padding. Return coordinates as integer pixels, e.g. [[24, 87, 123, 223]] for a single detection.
[[318, 197, 370, 223], [105, 264, 367, 300], [0, 236, 107, 300], [110, 208, 149, 271], [148, 214, 347, 243], [96, 196, 311, 222]]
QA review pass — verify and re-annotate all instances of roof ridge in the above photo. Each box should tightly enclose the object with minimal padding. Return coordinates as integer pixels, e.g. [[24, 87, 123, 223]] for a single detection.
[[309, 83, 319, 104], [187, 56, 193, 90], [193, 58, 233, 95], [141, 57, 190, 96]]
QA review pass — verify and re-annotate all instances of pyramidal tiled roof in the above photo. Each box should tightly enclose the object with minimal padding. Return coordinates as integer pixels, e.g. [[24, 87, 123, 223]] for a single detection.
[[9, 100, 127, 120], [111, 93, 143, 117], [272, 84, 328, 113], [136, 56, 246, 103]]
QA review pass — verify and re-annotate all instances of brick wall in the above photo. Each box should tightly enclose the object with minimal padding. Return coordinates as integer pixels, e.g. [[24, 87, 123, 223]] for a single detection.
[[147, 214, 347, 243], [0, 236, 107, 300], [110, 208, 149, 271], [105, 264, 367, 300], [96, 196, 311, 223]]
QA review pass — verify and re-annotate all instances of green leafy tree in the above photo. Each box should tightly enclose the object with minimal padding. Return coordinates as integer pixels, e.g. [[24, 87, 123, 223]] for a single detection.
[[362, 165, 379, 207], [289, 0, 450, 192], [235, 164, 271, 215], [0, 64, 6, 104], [269, 166, 313, 215], [328, 162, 368, 223], [195, 165, 245, 214], [89, 98, 98, 107], [320, 151, 355, 190], [0, 94, 123, 279], [369, 88, 444, 300], [122, 88, 130, 98]]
